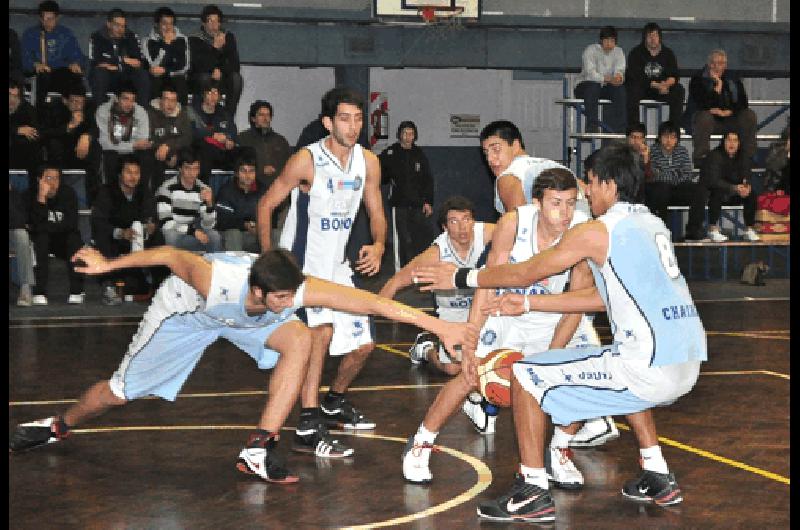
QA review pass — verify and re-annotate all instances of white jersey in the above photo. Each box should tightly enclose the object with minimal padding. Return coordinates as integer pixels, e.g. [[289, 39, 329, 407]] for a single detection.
[[432, 222, 488, 322], [279, 138, 367, 280], [494, 156, 591, 218], [476, 204, 597, 357]]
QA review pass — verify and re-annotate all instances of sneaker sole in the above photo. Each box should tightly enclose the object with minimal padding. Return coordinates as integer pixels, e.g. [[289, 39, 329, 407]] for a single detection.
[[324, 420, 376, 430], [476, 507, 556, 522], [569, 431, 620, 448], [291, 444, 354, 458], [235, 460, 300, 484], [403, 475, 432, 485], [621, 490, 683, 506]]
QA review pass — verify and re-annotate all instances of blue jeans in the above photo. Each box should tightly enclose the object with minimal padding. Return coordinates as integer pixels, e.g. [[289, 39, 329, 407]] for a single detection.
[[575, 81, 627, 133], [162, 228, 223, 253]]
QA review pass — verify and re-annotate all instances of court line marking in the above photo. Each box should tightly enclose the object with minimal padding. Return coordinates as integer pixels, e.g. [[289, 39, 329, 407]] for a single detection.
[[9, 369, 788, 407], [615, 424, 790, 485], [64, 425, 492, 530]]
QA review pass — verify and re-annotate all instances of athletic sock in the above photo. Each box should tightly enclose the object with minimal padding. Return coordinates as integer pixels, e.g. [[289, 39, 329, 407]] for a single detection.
[[519, 464, 549, 490], [550, 427, 574, 449], [415, 424, 438, 445], [640, 445, 669, 474], [467, 390, 483, 402], [246, 429, 278, 447]]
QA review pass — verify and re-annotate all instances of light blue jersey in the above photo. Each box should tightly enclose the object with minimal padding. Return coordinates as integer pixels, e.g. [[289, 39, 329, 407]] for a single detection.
[[109, 252, 304, 401], [589, 202, 707, 367]]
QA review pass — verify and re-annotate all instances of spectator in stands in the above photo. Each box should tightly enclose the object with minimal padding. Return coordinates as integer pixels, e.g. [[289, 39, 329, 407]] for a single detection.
[[188, 4, 243, 116], [9, 77, 43, 179], [88, 8, 150, 106], [296, 114, 327, 150], [91, 153, 160, 304], [95, 81, 154, 193], [215, 155, 265, 252], [40, 73, 102, 205], [10, 184, 35, 306], [187, 79, 237, 182], [27, 165, 85, 305], [574, 25, 626, 133], [21, 1, 85, 107], [142, 7, 190, 105], [764, 124, 790, 195], [236, 100, 292, 188], [626, 122, 652, 203], [701, 130, 759, 242], [625, 22, 684, 128], [379, 120, 435, 267], [689, 49, 757, 164], [645, 121, 707, 241], [10, 28, 25, 84], [148, 80, 192, 189], [155, 147, 222, 252]]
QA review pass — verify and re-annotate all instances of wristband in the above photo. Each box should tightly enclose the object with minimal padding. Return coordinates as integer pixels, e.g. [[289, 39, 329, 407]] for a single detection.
[[466, 269, 480, 288], [454, 268, 470, 289], [523, 294, 531, 313]]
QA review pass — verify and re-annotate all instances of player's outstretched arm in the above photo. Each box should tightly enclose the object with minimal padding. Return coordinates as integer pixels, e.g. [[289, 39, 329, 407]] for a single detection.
[[71, 245, 212, 298], [303, 276, 479, 357], [377, 244, 440, 300], [256, 149, 313, 251]]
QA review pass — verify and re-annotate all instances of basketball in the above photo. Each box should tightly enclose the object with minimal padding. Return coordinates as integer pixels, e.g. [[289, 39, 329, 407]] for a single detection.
[[477, 348, 524, 407]]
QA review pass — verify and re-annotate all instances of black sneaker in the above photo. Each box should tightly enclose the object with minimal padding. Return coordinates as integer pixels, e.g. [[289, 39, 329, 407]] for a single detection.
[[9, 416, 70, 452], [236, 433, 299, 484], [621, 469, 683, 506], [321, 397, 376, 430], [293, 421, 354, 458], [477, 473, 556, 522]]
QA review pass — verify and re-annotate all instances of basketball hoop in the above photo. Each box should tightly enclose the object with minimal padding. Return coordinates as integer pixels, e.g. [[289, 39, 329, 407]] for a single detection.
[[416, 4, 464, 25]]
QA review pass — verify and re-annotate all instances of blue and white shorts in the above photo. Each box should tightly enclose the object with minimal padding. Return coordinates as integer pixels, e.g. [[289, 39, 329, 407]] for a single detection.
[[109, 312, 293, 401], [513, 345, 662, 426]]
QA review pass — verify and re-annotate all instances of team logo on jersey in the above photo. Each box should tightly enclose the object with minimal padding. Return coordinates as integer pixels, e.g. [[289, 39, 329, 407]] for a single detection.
[[480, 329, 497, 346], [352, 320, 364, 337], [311, 306, 324, 314], [414, 162, 421, 172], [317, 155, 330, 168], [352, 175, 363, 191], [623, 329, 634, 338], [219, 287, 229, 300]]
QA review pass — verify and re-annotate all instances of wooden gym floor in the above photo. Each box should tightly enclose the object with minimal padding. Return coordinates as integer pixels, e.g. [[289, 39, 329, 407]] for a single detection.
[[9, 281, 789, 529]]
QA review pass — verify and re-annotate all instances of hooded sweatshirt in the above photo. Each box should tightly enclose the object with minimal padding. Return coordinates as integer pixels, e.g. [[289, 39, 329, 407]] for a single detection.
[[142, 26, 190, 77]]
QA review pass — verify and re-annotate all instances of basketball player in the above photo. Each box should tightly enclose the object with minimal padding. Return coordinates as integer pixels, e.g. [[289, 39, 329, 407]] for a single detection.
[[481, 119, 591, 217], [415, 143, 706, 521], [378, 195, 494, 377], [402, 169, 610, 487], [256, 88, 387, 454], [9, 245, 476, 485]]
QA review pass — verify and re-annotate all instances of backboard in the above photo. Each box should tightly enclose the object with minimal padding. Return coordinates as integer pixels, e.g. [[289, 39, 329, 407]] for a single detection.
[[374, 0, 481, 23]]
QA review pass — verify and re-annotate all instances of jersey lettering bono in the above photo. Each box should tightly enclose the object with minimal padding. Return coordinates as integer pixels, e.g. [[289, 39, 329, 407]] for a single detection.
[[280, 138, 367, 279], [432, 221, 487, 322]]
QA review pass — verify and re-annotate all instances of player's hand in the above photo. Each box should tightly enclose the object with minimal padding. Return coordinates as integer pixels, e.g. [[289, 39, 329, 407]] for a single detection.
[[412, 262, 458, 291], [72, 246, 111, 274], [439, 322, 479, 364], [194, 229, 209, 244], [355, 242, 384, 276], [199, 187, 213, 206], [150, 65, 166, 77], [483, 292, 527, 317], [460, 347, 480, 387], [422, 203, 433, 217], [211, 68, 222, 80], [155, 143, 170, 161]]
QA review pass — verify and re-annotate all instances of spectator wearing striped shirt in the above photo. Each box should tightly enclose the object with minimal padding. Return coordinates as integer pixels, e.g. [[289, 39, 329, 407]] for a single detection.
[[155, 147, 222, 252], [644, 121, 708, 241]]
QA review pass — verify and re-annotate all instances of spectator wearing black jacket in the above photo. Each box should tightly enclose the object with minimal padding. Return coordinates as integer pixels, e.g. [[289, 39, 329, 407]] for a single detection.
[[142, 7, 190, 105], [40, 75, 102, 205], [91, 154, 160, 304], [625, 22, 684, 127], [9, 77, 43, 180], [88, 8, 150, 106], [148, 81, 192, 188], [9, 28, 25, 84], [215, 156, 265, 252], [188, 5, 243, 116], [187, 79, 237, 181], [378, 120, 435, 268], [27, 165, 84, 305], [701, 130, 760, 242], [689, 49, 757, 163]]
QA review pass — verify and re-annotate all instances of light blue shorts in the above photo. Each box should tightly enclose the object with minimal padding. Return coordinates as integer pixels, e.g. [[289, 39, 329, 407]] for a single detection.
[[109, 312, 288, 401], [512, 345, 658, 426]]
